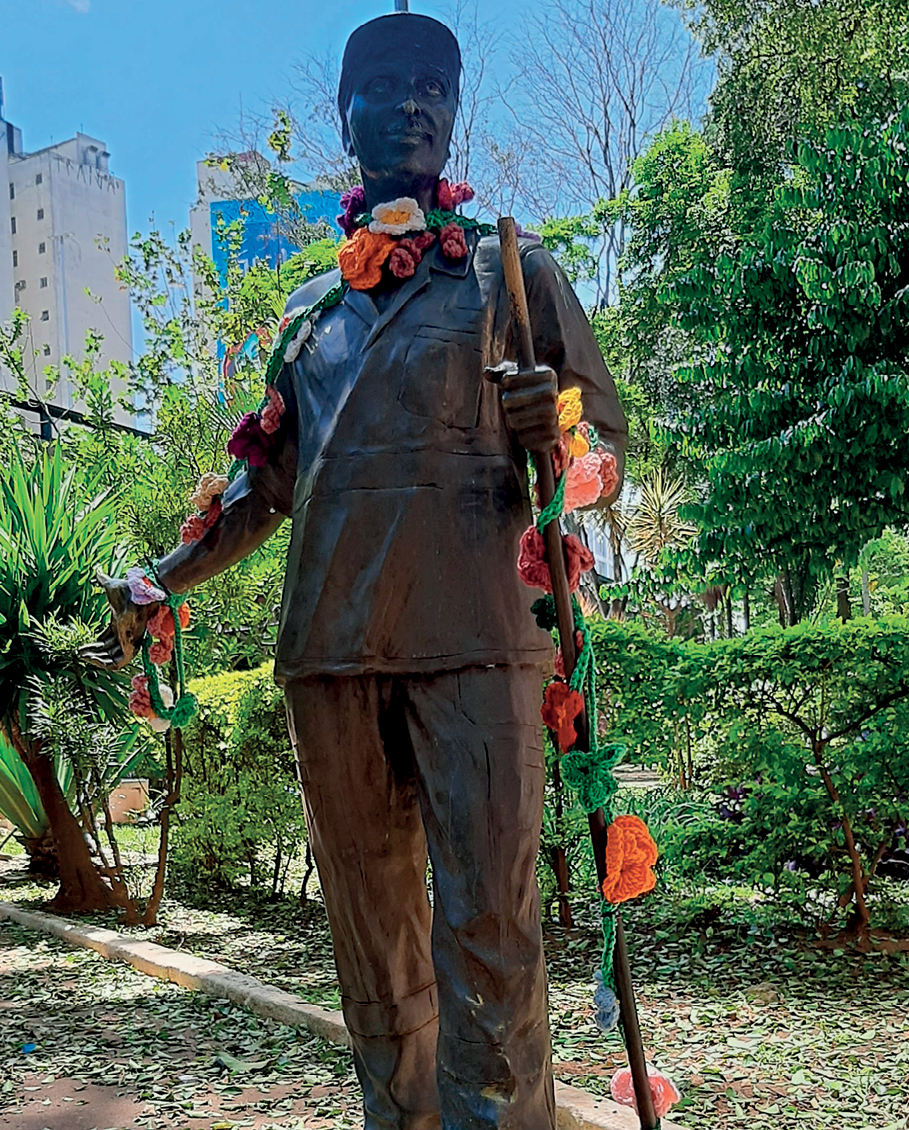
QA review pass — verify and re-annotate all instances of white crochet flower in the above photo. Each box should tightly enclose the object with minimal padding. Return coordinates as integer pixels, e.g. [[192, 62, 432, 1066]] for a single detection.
[[284, 317, 313, 363], [148, 684, 174, 733], [368, 197, 426, 236]]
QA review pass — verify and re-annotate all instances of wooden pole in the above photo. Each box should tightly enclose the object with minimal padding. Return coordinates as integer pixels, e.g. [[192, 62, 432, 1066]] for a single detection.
[[497, 216, 658, 1130]]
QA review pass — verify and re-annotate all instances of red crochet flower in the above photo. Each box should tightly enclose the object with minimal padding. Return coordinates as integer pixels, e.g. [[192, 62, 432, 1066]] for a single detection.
[[439, 222, 468, 259], [413, 231, 436, 253], [554, 631, 585, 679], [149, 636, 174, 666], [516, 527, 595, 594], [203, 497, 222, 529], [180, 514, 205, 545], [389, 241, 418, 279], [540, 680, 585, 751], [227, 412, 270, 468]]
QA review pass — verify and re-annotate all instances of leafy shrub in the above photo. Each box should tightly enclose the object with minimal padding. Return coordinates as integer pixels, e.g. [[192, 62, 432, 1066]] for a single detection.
[[591, 617, 909, 933], [172, 663, 305, 893]]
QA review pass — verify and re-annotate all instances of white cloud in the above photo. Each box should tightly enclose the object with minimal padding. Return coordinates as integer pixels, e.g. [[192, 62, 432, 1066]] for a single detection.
[[65, 0, 91, 12]]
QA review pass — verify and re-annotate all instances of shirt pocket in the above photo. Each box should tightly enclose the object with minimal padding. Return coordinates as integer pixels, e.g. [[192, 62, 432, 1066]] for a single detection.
[[400, 327, 485, 430]]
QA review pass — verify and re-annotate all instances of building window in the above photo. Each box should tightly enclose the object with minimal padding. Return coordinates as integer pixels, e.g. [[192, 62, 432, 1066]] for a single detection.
[[40, 310, 49, 321], [40, 276, 48, 288], [36, 173, 43, 185], [8, 183, 13, 200], [10, 217, 15, 235], [15, 279, 25, 291], [38, 241, 46, 254], [11, 250, 17, 268], [37, 208, 44, 221], [43, 345, 51, 356]]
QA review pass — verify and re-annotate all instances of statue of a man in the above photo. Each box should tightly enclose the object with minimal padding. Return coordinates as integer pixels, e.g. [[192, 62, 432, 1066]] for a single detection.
[[86, 13, 626, 1129]]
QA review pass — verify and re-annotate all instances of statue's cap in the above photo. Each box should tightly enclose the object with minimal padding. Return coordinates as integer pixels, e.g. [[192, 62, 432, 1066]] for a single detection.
[[338, 13, 461, 118]]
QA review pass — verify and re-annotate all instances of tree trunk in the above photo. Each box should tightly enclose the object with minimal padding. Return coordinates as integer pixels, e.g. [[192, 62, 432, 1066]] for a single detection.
[[9, 723, 126, 914], [21, 831, 58, 878], [743, 591, 751, 632], [836, 575, 852, 622], [862, 569, 871, 616]]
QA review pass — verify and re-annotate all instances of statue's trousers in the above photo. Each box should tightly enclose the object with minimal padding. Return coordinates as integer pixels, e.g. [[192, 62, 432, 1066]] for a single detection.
[[284, 665, 556, 1130]]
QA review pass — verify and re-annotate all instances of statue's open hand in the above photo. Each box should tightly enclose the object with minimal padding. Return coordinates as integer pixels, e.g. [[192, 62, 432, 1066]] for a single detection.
[[487, 362, 559, 453], [78, 572, 159, 671]]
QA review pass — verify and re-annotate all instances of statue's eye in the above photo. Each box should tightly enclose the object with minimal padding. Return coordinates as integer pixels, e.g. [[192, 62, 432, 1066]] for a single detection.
[[423, 79, 444, 97], [366, 77, 394, 97]]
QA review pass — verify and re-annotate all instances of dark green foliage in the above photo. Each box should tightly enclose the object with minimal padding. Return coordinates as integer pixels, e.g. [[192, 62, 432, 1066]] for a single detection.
[[172, 664, 305, 894], [592, 616, 909, 931], [666, 106, 909, 606]]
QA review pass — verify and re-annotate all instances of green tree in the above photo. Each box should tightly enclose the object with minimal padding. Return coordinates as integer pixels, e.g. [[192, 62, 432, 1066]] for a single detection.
[[668, 107, 909, 621]]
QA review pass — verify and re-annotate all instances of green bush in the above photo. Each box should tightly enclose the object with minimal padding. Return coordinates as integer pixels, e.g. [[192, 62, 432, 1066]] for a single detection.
[[591, 617, 909, 933], [172, 663, 306, 893]]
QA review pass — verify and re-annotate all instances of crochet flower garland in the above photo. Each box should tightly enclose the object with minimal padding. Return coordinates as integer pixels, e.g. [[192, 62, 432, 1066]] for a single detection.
[[126, 570, 196, 733], [516, 389, 674, 1118], [336, 178, 498, 291]]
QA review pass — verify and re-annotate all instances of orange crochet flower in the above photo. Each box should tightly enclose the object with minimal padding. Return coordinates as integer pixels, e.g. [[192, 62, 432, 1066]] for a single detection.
[[601, 814, 658, 904], [540, 680, 585, 751], [338, 228, 395, 290], [147, 602, 191, 640]]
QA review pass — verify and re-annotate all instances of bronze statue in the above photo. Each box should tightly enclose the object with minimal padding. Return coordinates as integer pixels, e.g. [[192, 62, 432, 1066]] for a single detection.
[[84, 13, 627, 1129]]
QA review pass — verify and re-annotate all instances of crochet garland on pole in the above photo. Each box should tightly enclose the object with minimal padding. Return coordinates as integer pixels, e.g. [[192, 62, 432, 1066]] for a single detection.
[[127, 178, 515, 734], [517, 390, 679, 1123]]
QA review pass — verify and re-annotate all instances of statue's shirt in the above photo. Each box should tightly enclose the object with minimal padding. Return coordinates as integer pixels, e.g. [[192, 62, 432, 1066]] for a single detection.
[[249, 234, 627, 679]]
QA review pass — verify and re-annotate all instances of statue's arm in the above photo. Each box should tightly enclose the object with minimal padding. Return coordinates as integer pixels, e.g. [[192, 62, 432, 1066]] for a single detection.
[[156, 453, 294, 594], [80, 369, 297, 671], [522, 244, 628, 503]]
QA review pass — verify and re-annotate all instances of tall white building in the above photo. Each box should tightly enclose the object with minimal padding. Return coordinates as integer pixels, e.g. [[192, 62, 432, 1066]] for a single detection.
[[1, 78, 133, 425]]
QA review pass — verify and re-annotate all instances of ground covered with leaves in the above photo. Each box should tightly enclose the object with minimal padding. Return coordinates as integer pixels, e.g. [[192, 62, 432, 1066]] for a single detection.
[[2, 858, 908, 1129]]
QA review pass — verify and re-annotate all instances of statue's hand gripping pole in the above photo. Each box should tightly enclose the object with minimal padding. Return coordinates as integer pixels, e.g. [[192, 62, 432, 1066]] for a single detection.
[[496, 216, 659, 1130]]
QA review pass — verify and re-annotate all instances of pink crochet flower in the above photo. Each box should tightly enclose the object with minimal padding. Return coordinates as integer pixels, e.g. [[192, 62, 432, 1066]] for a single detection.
[[439, 222, 468, 260], [260, 385, 286, 435], [126, 567, 166, 606], [128, 675, 155, 720], [598, 450, 619, 500], [413, 231, 436, 253], [337, 185, 366, 238], [516, 527, 595, 594], [180, 514, 205, 545], [149, 636, 174, 666], [564, 452, 604, 513], [227, 412, 270, 467], [610, 1065, 680, 1120]]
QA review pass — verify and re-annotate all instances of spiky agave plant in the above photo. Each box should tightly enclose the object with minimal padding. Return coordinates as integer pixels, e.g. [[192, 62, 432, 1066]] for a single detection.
[[0, 443, 132, 910]]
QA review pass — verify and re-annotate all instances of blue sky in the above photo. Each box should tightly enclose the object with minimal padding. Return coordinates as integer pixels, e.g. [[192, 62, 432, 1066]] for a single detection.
[[1, 0, 512, 235]]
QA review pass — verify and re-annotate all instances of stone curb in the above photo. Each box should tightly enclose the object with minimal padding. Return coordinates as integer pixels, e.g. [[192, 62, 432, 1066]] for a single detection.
[[0, 901, 684, 1130]]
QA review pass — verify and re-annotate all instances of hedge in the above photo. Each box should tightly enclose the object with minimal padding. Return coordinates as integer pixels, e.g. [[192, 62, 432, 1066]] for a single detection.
[[590, 617, 909, 932], [171, 663, 306, 893]]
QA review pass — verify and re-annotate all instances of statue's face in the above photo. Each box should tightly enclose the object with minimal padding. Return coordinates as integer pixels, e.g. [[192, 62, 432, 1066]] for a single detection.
[[342, 58, 457, 183]]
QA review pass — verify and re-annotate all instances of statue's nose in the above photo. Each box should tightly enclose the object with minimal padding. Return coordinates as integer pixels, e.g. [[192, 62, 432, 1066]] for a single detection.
[[402, 98, 419, 115]]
